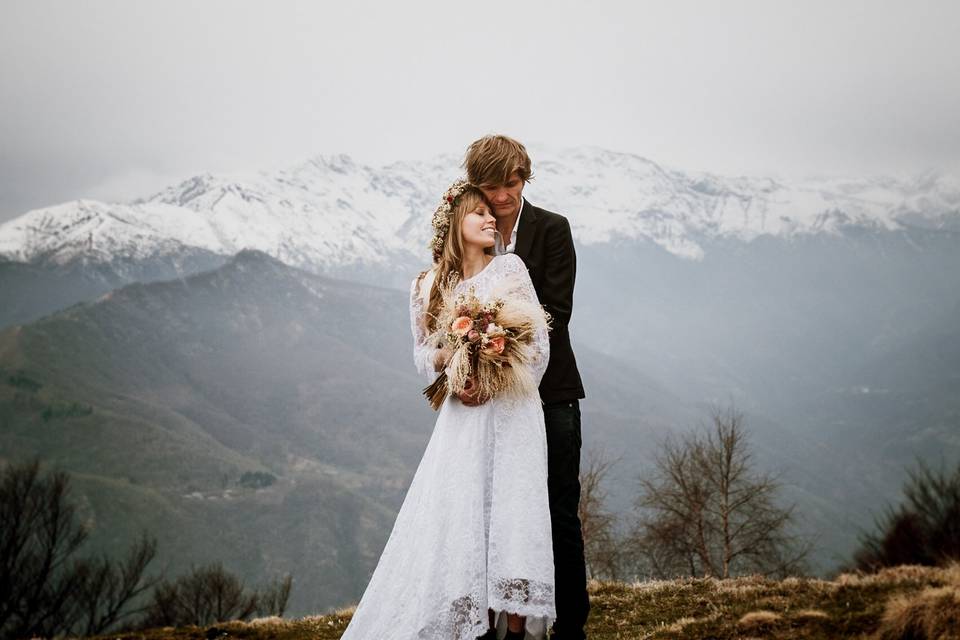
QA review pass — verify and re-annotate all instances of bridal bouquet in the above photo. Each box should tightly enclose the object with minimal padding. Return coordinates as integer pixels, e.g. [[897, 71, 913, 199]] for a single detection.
[[423, 281, 550, 410]]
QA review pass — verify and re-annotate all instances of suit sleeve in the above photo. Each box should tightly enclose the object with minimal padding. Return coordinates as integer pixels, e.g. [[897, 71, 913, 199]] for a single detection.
[[540, 216, 576, 330]]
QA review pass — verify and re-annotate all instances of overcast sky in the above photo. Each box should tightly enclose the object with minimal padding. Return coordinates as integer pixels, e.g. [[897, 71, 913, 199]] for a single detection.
[[2, 0, 959, 223]]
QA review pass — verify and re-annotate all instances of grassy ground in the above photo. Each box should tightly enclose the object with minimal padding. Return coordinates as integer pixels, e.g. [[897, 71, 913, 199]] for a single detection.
[[91, 564, 960, 640]]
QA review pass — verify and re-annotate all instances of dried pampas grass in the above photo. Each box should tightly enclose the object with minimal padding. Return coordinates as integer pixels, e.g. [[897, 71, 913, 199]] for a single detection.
[[421, 270, 549, 410]]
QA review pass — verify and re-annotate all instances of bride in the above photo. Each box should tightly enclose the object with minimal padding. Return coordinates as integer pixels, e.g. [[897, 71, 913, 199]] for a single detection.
[[340, 179, 556, 640]]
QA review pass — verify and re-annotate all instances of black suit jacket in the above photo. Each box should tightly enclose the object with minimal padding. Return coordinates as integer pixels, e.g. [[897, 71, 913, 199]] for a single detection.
[[513, 200, 586, 404]]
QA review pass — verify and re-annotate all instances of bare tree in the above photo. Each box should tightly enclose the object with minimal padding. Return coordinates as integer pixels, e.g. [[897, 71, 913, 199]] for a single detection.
[[139, 562, 259, 627], [628, 407, 810, 579], [256, 573, 294, 617], [69, 531, 160, 635], [0, 458, 159, 640], [0, 458, 88, 639], [628, 435, 712, 579], [578, 448, 622, 580]]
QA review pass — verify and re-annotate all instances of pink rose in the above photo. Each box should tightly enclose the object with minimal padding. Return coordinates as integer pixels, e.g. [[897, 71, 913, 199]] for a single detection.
[[484, 336, 506, 354], [468, 329, 479, 341], [451, 316, 473, 336]]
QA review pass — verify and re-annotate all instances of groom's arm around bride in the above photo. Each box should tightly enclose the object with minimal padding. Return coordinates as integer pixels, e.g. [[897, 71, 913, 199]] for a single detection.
[[465, 135, 590, 640]]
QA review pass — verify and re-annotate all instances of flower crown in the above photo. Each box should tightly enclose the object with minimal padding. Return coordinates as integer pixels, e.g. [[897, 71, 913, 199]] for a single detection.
[[430, 177, 473, 262]]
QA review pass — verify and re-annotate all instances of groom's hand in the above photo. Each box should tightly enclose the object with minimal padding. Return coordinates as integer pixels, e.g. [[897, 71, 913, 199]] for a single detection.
[[457, 376, 490, 406]]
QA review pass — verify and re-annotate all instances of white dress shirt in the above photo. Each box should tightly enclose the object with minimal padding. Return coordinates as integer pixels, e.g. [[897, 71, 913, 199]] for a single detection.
[[495, 196, 525, 255]]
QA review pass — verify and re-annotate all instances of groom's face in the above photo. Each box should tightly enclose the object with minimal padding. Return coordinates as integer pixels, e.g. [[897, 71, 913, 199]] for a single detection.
[[478, 171, 525, 220]]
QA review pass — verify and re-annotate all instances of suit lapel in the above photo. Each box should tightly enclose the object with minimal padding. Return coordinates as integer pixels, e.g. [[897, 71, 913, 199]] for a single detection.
[[513, 199, 538, 260]]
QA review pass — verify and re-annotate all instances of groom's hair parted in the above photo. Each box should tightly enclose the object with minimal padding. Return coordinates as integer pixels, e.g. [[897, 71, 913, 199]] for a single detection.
[[463, 134, 534, 186]]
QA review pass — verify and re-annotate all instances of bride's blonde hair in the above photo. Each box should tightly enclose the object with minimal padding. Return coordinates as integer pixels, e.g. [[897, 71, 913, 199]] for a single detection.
[[420, 186, 493, 332]]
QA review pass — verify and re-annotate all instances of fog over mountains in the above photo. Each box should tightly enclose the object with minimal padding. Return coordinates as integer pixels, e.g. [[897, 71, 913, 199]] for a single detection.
[[1, 147, 958, 614]]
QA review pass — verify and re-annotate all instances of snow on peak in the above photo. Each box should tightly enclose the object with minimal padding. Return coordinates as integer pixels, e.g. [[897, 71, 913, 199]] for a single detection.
[[0, 199, 219, 264], [0, 148, 956, 269], [525, 148, 958, 257]]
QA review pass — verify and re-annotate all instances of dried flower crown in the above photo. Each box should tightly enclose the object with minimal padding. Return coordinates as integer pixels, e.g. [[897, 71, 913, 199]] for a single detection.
[[430, 177, 473, 262]]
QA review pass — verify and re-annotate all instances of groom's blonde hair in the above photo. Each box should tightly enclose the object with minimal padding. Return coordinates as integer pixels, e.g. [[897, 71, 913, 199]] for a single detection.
[[463, 135, 534, 186]]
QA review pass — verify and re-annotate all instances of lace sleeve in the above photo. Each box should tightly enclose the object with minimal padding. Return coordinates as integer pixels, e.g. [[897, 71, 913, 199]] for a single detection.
[[410, 272, 440, 381], [497, 254, 550, 385]]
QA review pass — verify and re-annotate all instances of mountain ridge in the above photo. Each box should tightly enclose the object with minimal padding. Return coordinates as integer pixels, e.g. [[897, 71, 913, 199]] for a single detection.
[[1, 147, 957, 270]]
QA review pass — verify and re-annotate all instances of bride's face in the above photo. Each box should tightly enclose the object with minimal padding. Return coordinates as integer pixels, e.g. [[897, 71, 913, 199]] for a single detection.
[[460, 202, 497, 250]]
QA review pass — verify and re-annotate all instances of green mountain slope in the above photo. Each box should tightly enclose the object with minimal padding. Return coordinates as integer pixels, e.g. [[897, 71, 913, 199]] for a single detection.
[[0, 249, 437, 614]]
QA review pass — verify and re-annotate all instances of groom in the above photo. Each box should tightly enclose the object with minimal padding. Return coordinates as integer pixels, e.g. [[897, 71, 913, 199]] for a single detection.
[[462, 135, 589, 640]]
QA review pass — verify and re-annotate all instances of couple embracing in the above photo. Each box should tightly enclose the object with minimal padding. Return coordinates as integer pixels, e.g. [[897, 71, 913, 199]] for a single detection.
[[341, 135, 588, 640]]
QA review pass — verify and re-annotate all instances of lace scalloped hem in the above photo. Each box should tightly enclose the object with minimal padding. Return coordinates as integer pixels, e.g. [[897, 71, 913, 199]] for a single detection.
[[410, 593, 555, 640], [488, 600, 556, 621], [489, 577, 556, 621]]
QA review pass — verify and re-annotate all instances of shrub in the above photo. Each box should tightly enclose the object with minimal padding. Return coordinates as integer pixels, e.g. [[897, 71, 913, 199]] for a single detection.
[[239, 470, 277, 489], [854, 459, 960, 571], [40, 401, 93, 421], [139, 562, 258, 627], [137, 563, 293, 627], [6, 372, 42, 392], [0, 458, 158, 640]]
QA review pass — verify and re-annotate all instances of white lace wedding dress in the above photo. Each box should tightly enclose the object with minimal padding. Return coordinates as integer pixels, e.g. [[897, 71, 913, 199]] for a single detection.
[[340, 253, 556, 640]]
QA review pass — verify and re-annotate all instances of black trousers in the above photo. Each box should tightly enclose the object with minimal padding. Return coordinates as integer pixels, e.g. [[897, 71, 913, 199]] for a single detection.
[[542, 399, 589, 639]]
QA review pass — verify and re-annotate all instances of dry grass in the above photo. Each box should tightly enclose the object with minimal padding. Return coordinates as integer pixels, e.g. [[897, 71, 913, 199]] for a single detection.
[[737, 610, 783, 631], [244, 615, 285, 627], [873, 585, 960, 640], [87, 562, 960, 640], [942, 562, 960, 587], [834, 562, 955, 587], [662, 616, 700, 633], [794, 608, 830, 620]]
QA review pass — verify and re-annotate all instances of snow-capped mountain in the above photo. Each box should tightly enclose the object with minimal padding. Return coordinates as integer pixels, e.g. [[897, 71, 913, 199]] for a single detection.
[[0, 154, 448, 271], [1, 147, 957, 269]]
